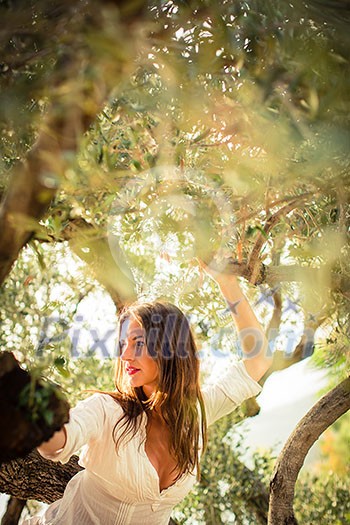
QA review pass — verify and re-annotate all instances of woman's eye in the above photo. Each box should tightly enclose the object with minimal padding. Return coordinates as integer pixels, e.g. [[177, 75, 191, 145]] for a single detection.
[[135, 341, 145, 349]]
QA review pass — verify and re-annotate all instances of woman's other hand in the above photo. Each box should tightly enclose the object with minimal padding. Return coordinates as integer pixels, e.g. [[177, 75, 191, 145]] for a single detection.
[[37, 427, 67, 458]]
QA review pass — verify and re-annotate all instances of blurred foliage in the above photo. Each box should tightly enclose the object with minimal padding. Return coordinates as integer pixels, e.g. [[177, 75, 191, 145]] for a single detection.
[[174, 414, 272, 524], [0, 242, 116, 405], [317, 411, 350, 477], [0, 0, 349, 522], [294, 470, 350, 525]]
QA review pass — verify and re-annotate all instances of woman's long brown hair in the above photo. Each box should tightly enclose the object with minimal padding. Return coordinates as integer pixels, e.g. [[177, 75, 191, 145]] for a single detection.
[[107, 301, 207, 482]]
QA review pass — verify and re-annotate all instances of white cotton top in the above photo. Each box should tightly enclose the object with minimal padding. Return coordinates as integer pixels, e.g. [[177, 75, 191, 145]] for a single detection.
[[23, 360, 261, 525]]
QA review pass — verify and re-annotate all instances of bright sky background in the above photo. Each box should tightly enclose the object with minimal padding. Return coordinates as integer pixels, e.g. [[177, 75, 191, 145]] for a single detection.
[[238, 358, 328, 467]]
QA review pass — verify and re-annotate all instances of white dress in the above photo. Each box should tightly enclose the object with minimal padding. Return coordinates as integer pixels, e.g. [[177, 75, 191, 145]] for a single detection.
[[23, 360, 262, 525]]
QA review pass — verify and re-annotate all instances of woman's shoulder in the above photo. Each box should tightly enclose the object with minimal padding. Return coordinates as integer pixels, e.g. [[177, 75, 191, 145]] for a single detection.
[[74, 392, 124, 418], [89, 391, 123, 406], [200, 358, 262, 426]]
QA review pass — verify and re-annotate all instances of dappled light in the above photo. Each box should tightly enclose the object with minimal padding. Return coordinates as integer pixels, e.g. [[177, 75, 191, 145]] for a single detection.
[[0, 1, 349, 524]]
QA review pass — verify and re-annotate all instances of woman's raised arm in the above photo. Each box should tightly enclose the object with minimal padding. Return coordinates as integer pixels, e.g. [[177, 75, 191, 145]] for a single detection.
[[199, 260, 272, 382]]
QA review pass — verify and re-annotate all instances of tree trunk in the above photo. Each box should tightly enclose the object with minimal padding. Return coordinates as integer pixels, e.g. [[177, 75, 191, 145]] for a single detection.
[[1, 497, 26, 525], [0, 0, 148, 288], [0, 352, 70, 463], [268, 375, 350, 525], [0, 31, 99, 286]]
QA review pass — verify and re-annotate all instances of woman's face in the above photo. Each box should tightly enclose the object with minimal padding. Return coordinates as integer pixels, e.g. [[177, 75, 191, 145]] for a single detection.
[[119, 316, 159, 397]]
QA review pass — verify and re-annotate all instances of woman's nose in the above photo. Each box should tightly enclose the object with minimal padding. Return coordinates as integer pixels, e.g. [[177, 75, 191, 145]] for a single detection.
[[120, 341, 134, 360]]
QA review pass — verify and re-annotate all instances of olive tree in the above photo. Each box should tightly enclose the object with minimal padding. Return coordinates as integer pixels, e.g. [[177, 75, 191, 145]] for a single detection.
[[0, 0, 349, 523]]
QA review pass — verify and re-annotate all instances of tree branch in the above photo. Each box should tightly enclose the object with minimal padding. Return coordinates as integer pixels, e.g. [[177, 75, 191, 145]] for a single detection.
[[60, 218, 136, 309], [268, 375, 350, 525], [0, 129, 58, 286], [247, 196, 310, 284], [213, 259, 349, 294], [263, 314, 327, 384], [1, 497, 26, 525]]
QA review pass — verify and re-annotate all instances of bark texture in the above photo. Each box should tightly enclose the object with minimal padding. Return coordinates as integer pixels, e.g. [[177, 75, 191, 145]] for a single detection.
[[268, 375, 350, 525], [0, 450, 82, 503], [0, 352, 70, 463]]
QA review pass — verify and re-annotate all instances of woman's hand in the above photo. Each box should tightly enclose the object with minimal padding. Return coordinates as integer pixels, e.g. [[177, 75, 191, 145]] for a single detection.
[[196, 257, 239, 290], [37, 427, 67, 458]]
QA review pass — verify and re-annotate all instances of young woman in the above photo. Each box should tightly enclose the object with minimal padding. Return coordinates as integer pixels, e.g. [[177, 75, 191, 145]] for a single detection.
[[24, 266, 272, 525]]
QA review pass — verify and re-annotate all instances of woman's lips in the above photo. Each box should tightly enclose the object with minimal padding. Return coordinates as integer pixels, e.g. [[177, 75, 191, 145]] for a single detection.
[[126, 366, 140, 376]]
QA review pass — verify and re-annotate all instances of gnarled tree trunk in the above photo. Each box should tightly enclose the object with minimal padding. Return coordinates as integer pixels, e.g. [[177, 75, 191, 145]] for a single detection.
[[0, 353, 70, 463], [268, 375, 350, 525]]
